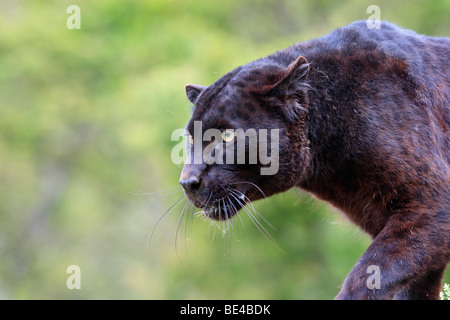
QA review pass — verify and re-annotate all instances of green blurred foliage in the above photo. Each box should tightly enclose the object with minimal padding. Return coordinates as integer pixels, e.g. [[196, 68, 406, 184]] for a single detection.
[[0, 0, 448, 299]]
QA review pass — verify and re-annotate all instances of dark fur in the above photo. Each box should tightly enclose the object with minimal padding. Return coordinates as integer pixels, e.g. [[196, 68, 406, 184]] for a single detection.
[[180, 21, 450, 299]]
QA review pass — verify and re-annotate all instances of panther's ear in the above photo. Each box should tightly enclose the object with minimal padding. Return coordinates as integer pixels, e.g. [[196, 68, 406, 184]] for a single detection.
[[269, 56, 309, 94], [185, 84, 206, 104], [264, 56, 310, 122]]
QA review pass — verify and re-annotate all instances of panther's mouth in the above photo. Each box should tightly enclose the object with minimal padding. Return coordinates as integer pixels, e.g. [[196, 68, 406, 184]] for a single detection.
[[199, 189, 248, 221]]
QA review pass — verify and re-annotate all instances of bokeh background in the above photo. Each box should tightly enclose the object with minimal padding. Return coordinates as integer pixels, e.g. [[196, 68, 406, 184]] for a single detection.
[[0, 0, 448, 299]]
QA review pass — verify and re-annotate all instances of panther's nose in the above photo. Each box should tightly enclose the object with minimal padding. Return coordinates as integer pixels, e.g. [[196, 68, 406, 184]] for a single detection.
[[179, 176, 201, 195]]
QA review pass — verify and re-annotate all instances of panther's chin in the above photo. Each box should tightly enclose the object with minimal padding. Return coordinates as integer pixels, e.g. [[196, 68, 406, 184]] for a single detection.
[[198, 191, 248, 221], [201, 202, 240, 221]]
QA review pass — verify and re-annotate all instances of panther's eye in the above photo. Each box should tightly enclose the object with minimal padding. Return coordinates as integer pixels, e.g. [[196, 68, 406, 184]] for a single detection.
[[221, 129, 235, 143], [188, 135, 194, 144]]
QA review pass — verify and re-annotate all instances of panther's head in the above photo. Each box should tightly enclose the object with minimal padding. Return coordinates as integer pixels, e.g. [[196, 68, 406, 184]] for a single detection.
[[180, 56, 312, 220]]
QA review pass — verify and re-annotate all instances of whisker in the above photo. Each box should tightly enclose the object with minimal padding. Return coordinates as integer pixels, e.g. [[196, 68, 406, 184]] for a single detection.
[[228, 190, 282, 251], [218, 199, 222, 226], [175, 199, 191, 255], [222, 198, 234, 251], [223, 198, 231, 227], [202, 190, 213, 215], [228, 181, 266, 199], [222, 198, 232, 237], [227, 195, 245, 232], [184, 202, 195, 243], [148, 194, 186, 247], [231, 189, 276, 231]]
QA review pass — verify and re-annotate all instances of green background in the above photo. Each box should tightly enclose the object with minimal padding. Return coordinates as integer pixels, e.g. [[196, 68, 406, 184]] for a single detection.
[[0, 0, 448, 299]]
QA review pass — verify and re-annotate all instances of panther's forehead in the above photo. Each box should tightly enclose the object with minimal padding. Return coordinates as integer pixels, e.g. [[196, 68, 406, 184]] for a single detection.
[[192, 62, 283, 112], [187, 69, 264, 133], [193, 66, 243, 113]]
